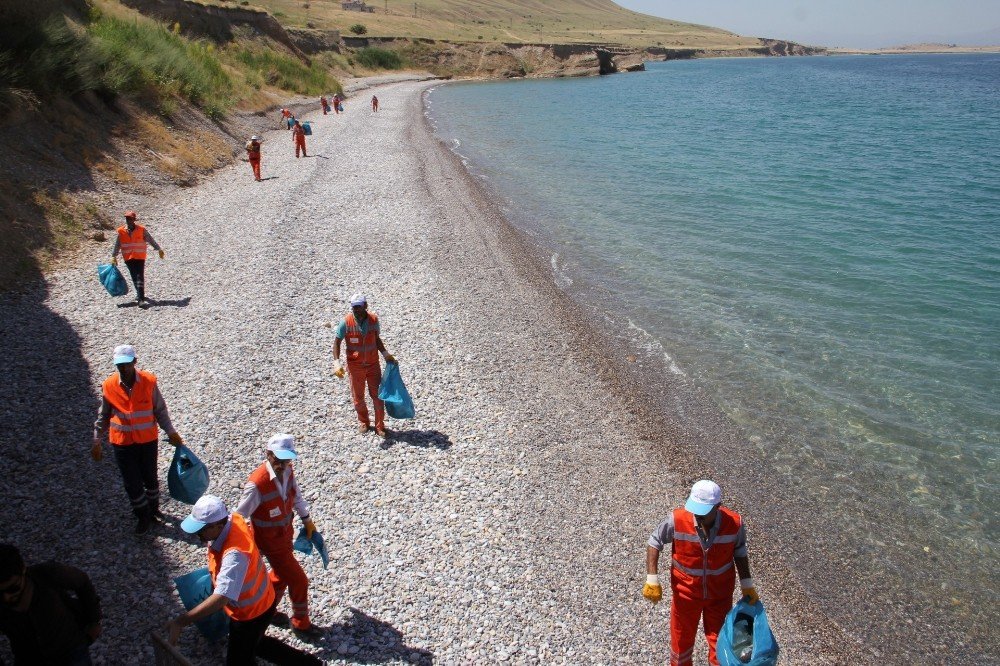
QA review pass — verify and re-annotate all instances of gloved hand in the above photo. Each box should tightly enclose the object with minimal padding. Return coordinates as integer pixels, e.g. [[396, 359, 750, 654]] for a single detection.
[[384, 353, 397, 365], [304, 517, 316, 539], [167, 432, 183, 446], [158, 249, 165, 259], [91, 441, 103, 461], [111, 256, 118, 266], [333, 361, 345, 379], [642, 574, 662, 604], [740, 578, 759, 605]]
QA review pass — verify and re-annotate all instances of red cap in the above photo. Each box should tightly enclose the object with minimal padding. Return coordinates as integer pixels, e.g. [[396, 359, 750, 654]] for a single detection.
[[124, 210, 137, 219]]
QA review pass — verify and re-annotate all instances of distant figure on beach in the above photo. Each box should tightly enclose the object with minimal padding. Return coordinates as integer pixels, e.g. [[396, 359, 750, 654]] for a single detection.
[[292, 120, 307, 158], [371, 95, 379, 112], [320, 96, 329, 115], [0, 543, 103, 664], [280, 107, 291, 129], [333, 293, 396, 437], [246, 135, 262, 181], [643, 480, 759, 666], [332, 94, 341, 115], [110, 209, 165, 307]]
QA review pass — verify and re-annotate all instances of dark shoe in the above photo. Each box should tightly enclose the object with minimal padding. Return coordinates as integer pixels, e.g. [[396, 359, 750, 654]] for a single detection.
[[135, 515, 152, 535], [270, 611, 291, 628], [138, 299, 149, 309], [358, 423, 370, 434], [151, 509, 167, 523], [292, 623, 324, 641]]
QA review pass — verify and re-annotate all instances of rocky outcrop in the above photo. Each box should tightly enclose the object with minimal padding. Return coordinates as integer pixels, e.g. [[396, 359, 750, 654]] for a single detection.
[[647, 38, 824, 61], [118, 0, 308, 61], [286, 27, 342, 54]]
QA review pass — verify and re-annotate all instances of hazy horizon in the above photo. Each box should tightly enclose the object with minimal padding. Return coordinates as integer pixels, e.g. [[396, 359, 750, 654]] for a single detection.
[[616, 0, 1000, 49]]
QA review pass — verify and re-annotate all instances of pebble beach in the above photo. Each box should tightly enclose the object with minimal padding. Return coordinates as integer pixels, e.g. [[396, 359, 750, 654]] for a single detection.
[[0, 79, 865, 664]]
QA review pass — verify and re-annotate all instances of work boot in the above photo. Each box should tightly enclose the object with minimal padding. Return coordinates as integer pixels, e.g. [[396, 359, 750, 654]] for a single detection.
[[375, 427, 387, 438], [134, 507, 153, 535], [358, 423, 370, 434], [149, 500, 166, 523]]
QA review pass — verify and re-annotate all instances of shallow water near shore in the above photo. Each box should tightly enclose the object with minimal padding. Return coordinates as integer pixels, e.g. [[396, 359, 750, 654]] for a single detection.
[[428, 55, 999, 655]]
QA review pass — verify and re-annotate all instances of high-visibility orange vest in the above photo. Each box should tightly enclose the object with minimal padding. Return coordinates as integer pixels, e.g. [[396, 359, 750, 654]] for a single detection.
[[247, 462, 297, 551], [246, 141, 261, 161], [117, 225, 147, 260], [102, 370, 159, 446], [670, 507, 741, 600], [208, 513, 275, 621], [344, 312, 379, 366]]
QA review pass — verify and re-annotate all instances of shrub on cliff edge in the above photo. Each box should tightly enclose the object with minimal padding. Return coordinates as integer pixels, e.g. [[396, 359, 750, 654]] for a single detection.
[[355, 47, 402, 70]]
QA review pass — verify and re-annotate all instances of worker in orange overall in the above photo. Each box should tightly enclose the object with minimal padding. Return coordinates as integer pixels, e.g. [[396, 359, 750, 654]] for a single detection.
[[93, 344, 183, 534], [333, 294, 396, 437], [643, 480, 759, 666], [281, 107, 292, 129], [246, 135, 262, 181], [320, 96, 329, 115], [292, 120, 307, 158], [371, 95, 379, 112], [166, 495, 322, 664], [111, 210, 164, 307], [236, 434, 322, 639]]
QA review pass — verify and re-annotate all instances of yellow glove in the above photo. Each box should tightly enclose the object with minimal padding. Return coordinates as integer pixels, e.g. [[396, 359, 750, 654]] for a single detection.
[[333, 362, 345, 379], [304, 518, 316, 539], [741, 578, 759, 605], [111, 256, 118, 266], [384, 354, 397, 365], [642, 575, 662, 604], [91, 441, 103, 461], [158, 249, 165, 259], [168, 432, 183, 446]]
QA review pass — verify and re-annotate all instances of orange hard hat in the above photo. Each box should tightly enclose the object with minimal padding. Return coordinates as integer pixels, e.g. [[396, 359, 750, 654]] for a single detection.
[[124, 210, 137, 219]]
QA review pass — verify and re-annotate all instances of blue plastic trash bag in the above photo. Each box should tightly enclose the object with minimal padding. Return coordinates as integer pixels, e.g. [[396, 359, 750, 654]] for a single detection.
[[717, 599, 780, 666], [293, 527, 329, 569], [302, 121, 312, 136], [173, 568, 228, 642], [338, 103, 344, 113], [378, 361, 415, 419], [97, 263, 128, 297], [167, 445, 210, 505]]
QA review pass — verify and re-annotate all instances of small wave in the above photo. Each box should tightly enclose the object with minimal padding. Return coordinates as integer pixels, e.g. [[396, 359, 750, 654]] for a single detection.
[[550, 253, 573, 289], [625, 317, 685, 376]]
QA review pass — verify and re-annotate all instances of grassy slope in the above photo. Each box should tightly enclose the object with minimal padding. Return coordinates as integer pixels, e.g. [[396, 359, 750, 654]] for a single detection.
[[207, 0, 761, 49]]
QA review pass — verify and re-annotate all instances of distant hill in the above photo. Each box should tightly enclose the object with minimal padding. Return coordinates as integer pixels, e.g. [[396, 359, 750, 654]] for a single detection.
[[201, 0, 765, 50], [832, 42, 1000, 55]]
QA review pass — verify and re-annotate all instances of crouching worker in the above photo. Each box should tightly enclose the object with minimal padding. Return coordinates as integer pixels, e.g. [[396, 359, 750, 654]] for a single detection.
[[236, 434, 322, 639], [166, 496, 321, 666], [643, 480, 759, 666]]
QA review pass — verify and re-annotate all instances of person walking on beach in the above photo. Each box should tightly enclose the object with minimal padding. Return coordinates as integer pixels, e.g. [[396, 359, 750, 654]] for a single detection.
[[320, 96, 329, 115], [111, 210, 165, 307], [166, 496, 321, 665], [93, 344, 184, 534], [643, 480, 759, 666], [371, 95, 379, 112], [246, 135, 262, 182], [0, 543, 103, 666], [292, 120, 307, 158], [332, 94, 342, 115], [333, 294, 396, 437], [235, 434, 322, 639]]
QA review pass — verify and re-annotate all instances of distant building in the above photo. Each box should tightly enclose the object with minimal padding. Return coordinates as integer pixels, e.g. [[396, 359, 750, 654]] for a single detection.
[[341, 1, 374, 11]]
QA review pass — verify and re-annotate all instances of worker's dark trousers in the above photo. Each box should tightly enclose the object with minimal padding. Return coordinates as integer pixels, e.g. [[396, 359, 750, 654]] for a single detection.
[[226, 599, 321, 666], [124, 258, 145, 301], [112, 441, 159, 516]]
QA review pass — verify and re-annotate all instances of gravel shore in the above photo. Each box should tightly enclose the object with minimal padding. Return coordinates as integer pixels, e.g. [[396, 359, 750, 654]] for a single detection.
[[0, 80, 863, 664]]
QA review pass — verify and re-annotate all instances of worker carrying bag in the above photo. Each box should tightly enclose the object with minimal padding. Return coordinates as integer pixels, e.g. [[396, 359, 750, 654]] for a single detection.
[[167, 445, 210, 505], [293, 527, 330, 569], [378, 361, 415, 419], [717, 599, 780, 666], [97, 263, 128, 297], [173, 568, 228, 642], [302, 121, 312, 136]]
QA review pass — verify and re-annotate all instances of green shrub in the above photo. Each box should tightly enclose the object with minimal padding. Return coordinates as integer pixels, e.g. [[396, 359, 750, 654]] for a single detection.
[[355, 47, 402, 70], [349, 24, 367, 35], [229, 47, 331, 95]]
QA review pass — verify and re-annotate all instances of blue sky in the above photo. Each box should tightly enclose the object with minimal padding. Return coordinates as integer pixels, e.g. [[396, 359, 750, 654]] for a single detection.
[[615, 0, 1000, 49]]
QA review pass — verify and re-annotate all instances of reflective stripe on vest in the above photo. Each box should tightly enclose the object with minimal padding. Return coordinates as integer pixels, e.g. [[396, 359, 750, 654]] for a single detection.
[[117, 225, 147, 260], [670, 507, 741, 600], [248, 463, 297, 541], [102, 370, 158, 446], [344, 312, 379, 365], [207, 514, 275, 621]]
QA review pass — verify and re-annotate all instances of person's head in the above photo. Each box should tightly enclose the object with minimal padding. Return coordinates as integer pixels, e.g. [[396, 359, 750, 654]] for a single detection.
[[181, 495, 230, 543], [124, 210, 137, 231], [350, 293, 368, 319], [685, 480, 722, 527], [0, 544, 27, 608], [265, 433, 297, 475], [294, 120, 301, 127], [113, 344, 137, 382], [250, 135, 260, 144]]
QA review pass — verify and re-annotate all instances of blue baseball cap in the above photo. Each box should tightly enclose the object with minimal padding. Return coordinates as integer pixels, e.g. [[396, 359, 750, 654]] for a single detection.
[[685, 480, 722, 516], [181, 495, 228, 534], [266, 433, 297, 460], [113, 344, 136, 365]]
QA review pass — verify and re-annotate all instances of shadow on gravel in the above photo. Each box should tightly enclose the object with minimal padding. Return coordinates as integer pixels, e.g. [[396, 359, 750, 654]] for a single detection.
[[0, 282, 176, 660], [318, 607, 434, 665], [260, 176, 281, 181], [379, 429, 452, 451], [145, 297, 192, 308]]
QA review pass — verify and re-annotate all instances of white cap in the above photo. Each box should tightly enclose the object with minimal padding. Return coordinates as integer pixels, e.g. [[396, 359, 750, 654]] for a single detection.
[[266, 433, 297, 460], [685, 480, 722, 516], [250, 135, 260, 141], [349, 293, 367, 306], [113, 344, 136, 365], [180, 494, 228, 533]]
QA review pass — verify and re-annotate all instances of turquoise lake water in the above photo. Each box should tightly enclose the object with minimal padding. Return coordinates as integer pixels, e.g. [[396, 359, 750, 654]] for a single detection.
[[427, 54, 998, 627]]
